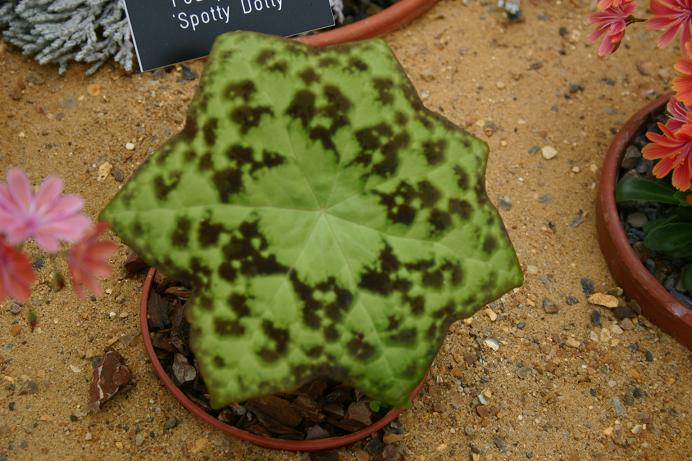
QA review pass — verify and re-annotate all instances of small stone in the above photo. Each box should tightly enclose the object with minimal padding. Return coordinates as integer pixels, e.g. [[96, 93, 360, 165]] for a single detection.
[[476, 405, 498, 418], [498, 196, 512, 210], [97, 162, 112, 182], [580, 277, 595, 295], [566, 296, 579, 305], [485, 308, 498, 321], [611, 324, 624, 335], [628, 367, 642, 381], [645, 350, 654, 362], [125, 142, 135, 151], [18, 379, 38, 395], [496, 81, 506, 89], [542, 298, 559, 314], [164, 417, 178, 430], [483, 338, 500, 351], [613, 398, 625, 417], [591, 310, 602, 327], [180, 64, 198, 81], [10, 325, 21, 337], [627, 212, 648, 228], [565, 338, 581, 348], [621, 146, 642, 169], [526, 265, 539, 275], [631, 424, 643, 435], [111, 168, 125, 183], [516, 366, 531, 380], [9, 303, 23, 315], [541, 145, 558, 160], [364, 438, 384, 456], [383, 432, 405, 444], [588, 293, 619, 308], [135, 432, 145, 446], [620, 318, 634, 330], [85, 432, 93, 441], [494, 436, 508, 452], [86, 84, 101, 97], [464, 425, 476, 436], [613, 306, 636, 320]]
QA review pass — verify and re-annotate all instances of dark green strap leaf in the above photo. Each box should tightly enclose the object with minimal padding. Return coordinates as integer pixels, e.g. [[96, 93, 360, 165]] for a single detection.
[[616, 175, 683, 205], [645, 223, 692, 258]]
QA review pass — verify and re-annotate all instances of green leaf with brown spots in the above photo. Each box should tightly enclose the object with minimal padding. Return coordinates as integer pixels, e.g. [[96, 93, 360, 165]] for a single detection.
[[101, 31, 523, 409]]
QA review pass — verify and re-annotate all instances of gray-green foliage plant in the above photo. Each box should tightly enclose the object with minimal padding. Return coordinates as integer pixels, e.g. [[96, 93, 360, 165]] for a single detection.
[[0, 0, 133, 75], [102, 31, 523, 409]]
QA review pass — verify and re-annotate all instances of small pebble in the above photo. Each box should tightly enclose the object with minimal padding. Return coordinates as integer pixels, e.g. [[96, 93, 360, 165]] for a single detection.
[[588, 293, 619, 308], [541, 145, 558, 160], [498, 196, 512, 210], [613, 398, 625, 417], [591, 310, 602, 327], [483, 338, 500, 351], [542, 298, 559, 314], [627, 212, 648, 228], [125, 142, 135, 151], [180, 64, 199, 81], [97, 162, 112, 182], [494, 436, 508, 452], [580, 277, 595, 295], [86, 84, 101, 97], [566, 296, 579, 305], [620, 318, 635, 330], [164, 417, 178, 430], [364, 438, 383, 456], [645, 350, 654, 362], [112, 168, 125, 183], [565, 337, 581, 348]]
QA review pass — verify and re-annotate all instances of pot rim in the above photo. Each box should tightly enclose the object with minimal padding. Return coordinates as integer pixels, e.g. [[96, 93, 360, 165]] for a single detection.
[[298, 0, 439, 47], [596, 93, 692, 350], [139, 267, 428, 451]]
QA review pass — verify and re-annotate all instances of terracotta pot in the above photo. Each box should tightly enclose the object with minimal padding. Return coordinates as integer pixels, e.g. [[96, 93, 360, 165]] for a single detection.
[[140, 268, 428, 451], [298, 0, 439, 47], [596, 94, 692, 350]]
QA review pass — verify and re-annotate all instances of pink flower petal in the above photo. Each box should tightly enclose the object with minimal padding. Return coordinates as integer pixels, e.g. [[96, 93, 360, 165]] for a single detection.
[[7, 169, 33, 210]]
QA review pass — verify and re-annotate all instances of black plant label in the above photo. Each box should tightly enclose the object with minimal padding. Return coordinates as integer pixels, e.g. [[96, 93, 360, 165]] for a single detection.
[[123, 0, 335, 71]]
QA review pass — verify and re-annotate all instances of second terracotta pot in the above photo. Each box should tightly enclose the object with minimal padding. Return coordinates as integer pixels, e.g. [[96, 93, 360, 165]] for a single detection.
[[596, 94, 692, 350], [299, 0, 439, 47]]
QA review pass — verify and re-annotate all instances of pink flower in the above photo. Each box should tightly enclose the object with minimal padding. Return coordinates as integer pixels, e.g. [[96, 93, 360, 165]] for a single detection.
[[643, 122, 692, 191], [666, 97, 688, 131], [0, 168, 91, 252], [589, 3, 637, 56], [67, 222, 118, 299], [597, 0, 635, 11], [646, 0, 692, 48], [0, 237, 36, 303]]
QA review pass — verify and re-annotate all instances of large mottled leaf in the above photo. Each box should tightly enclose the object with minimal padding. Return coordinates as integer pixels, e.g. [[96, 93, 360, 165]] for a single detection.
[[101, 31, 523, 408]]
